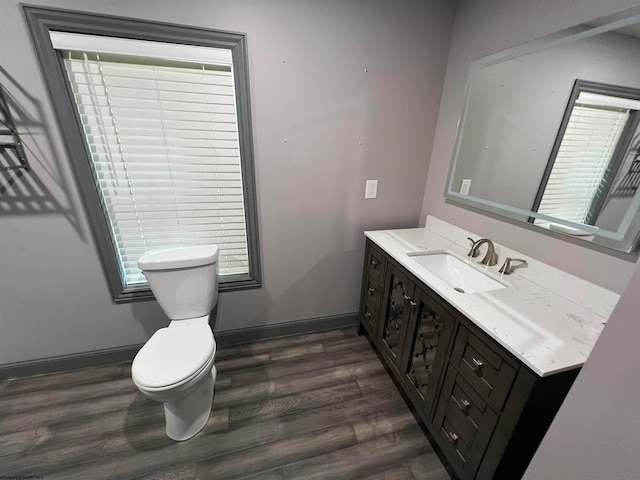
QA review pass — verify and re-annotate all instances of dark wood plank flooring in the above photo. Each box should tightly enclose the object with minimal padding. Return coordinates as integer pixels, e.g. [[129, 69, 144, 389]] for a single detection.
[[0, 328, 451, 479]]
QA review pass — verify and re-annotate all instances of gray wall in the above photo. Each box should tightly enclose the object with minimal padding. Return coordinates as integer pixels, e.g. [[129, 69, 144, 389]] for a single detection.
[[0, 0, 455, 365], [421, 0, 640, 478], [420, 0, 640, 293]]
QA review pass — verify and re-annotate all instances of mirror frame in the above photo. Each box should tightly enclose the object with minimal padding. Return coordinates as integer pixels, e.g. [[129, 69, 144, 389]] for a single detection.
[[444, 6, 640, 254]]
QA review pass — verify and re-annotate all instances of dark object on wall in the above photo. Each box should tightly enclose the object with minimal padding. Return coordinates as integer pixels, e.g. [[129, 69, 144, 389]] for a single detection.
[[0, 84, 29, 172]]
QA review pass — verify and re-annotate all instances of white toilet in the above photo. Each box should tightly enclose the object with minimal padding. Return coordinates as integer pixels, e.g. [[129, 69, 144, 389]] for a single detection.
[[131, 245, 219, 441]]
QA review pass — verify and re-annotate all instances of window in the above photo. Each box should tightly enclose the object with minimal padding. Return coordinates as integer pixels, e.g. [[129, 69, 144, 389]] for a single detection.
[[24, 7, 260, 302], [532, 80, 640, 228]]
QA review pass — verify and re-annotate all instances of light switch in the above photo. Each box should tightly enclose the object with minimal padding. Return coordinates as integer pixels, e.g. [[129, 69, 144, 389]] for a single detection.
[[460, 179, 471, 195], [365, 180, 378, 199]]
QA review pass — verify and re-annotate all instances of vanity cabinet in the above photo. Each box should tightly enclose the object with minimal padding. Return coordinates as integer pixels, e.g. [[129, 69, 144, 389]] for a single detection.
[[359, 238, 579, 480]]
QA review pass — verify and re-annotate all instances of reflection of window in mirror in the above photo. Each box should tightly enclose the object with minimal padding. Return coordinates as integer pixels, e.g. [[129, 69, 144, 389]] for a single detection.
[[531, 80, 640, 230]]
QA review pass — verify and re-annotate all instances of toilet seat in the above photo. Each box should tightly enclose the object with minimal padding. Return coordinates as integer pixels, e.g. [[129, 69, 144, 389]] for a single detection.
[[132, 324, 215, 390]]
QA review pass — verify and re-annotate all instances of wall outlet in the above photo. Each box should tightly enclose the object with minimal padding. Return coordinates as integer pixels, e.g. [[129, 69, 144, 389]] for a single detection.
[[460, 179, 471, 195], [365, 180, 378, 199]]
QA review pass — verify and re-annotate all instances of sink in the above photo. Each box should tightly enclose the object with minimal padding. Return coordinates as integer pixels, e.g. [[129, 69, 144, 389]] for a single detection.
[[408, 251, 507, 293]]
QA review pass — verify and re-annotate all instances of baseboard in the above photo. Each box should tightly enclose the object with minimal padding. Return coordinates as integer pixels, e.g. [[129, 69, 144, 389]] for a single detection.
[[0, 312, 360, 380], [214, 312, 360, 347], [0, 344, 143, 380]]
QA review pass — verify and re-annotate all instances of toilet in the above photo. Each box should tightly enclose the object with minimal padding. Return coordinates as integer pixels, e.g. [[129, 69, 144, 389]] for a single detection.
[[131, 245, 219, 441]]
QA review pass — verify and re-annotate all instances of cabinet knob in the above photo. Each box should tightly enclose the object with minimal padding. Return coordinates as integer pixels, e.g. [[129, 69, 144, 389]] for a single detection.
[[471, 357, 483, 373], [370, 259, 378, 268], [459, 398, 471, 414], [364, 312, 372, 319], [368, 287, 375, 294], [445, 430, 459, 444]]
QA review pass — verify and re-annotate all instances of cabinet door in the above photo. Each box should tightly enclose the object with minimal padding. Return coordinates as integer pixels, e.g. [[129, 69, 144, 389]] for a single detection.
[[402, 288, 455, 418], [378, 265, 415, 373]]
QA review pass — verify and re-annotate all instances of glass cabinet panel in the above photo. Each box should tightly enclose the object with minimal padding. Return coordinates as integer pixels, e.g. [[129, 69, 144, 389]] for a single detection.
[[404, 289, 454, 415], [380, 266, 413, 367]]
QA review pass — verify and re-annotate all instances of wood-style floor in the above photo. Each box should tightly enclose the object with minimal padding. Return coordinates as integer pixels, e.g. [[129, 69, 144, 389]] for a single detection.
[[0, 328, 452, 479]]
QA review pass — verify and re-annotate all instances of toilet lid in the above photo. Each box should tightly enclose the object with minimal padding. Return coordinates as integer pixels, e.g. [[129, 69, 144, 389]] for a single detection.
[[132, 325, 215, 389]]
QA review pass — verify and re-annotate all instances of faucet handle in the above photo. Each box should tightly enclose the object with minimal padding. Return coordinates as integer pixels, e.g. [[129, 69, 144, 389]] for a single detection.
[[499, 257, 527, 275], [467, 237, 479, 257]]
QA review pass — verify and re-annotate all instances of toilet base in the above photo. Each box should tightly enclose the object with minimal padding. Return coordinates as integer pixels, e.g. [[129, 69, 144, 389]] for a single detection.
[[163, 366, 217, 441]]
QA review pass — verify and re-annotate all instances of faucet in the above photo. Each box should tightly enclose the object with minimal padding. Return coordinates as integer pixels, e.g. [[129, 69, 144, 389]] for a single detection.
[[499, 257, 527, 275], [467, 238, 498, 266]]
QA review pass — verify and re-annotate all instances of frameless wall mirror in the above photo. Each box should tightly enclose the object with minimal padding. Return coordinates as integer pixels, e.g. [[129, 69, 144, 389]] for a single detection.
[[445, 6, 640, 253]]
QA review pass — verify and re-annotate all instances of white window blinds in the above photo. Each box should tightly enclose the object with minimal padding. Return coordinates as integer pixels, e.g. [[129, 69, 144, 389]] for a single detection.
[[53, 34, 249, 286], [536, 101, 629, 224]]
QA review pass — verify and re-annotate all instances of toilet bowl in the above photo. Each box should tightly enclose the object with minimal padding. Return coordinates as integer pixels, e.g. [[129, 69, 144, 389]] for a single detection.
[[130, 245, 220, 441]]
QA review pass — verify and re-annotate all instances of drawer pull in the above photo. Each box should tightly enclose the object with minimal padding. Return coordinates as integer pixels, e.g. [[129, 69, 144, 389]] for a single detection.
[[402, 294, 417, 309], [459, 398, 471, 414], [471, 357, 484, 373], [445, 430, 459, 444], [368, 287, 376, 294], [370, 259, 378, 268]]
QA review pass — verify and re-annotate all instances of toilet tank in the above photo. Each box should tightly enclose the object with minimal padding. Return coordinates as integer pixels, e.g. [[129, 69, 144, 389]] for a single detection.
[[138, 245, 219, 320]]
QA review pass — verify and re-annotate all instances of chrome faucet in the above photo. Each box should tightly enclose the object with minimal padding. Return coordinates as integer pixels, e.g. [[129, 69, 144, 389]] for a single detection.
[[499, 257, 527, 275], [467, 238, 498, 266]]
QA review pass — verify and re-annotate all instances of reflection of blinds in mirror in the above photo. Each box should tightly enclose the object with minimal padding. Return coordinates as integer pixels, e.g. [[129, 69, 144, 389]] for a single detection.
[[537, 105, 629, 224]]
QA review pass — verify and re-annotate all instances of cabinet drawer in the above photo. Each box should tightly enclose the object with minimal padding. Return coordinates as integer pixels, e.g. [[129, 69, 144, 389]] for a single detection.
[[365, 243, 386, 284], [451, 325, 517, 412], [361, 298, 378, 336], [441, 369, 500, 448], [363, 275, 383, 308], [438, 415, 484, 479]]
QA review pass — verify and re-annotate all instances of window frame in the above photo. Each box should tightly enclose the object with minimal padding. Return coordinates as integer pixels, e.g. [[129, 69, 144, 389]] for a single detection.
[[23, 5, 261, 302]]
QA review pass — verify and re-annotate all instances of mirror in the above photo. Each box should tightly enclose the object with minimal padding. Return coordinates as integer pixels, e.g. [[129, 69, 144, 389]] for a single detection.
[[445, 6, 640, 253]]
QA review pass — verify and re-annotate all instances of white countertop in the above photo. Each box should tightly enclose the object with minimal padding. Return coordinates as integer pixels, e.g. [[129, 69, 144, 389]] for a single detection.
[[365, 217, 619, 377]]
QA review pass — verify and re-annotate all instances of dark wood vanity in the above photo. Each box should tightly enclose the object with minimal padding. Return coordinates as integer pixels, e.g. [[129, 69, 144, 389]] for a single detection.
[[359, 238, 579, 480]]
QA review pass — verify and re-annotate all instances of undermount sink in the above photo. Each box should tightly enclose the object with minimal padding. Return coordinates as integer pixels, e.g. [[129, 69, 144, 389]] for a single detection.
[[408, 250, 508, 294]]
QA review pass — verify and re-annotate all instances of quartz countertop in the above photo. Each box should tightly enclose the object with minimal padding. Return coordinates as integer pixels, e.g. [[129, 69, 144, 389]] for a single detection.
[[365, 218, 619, 377]]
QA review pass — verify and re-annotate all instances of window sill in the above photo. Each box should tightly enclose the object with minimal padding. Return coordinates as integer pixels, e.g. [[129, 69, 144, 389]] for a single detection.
[[112, 275, 261, 304]]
